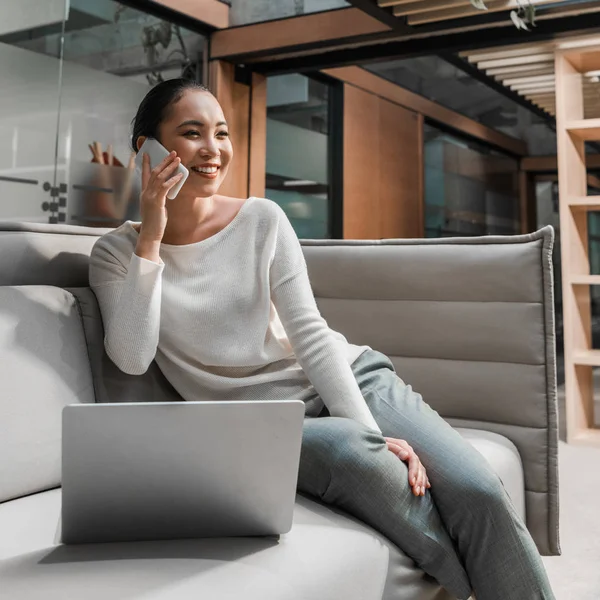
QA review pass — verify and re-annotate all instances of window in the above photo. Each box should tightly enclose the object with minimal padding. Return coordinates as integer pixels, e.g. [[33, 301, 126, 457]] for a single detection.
[[424, 123, 520, 237], [366, 56, 557, 155], [0, 0, 205, 225], [227, 0, 349, 26], [265, 74, 334, 239]]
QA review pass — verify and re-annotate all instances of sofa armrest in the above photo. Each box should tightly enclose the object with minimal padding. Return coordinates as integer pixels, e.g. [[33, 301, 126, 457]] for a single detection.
[[302, 227, 559, 556]]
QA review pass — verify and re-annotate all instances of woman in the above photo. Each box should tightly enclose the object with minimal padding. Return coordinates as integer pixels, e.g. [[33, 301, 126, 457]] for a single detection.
[[89, 78, 555, 600]]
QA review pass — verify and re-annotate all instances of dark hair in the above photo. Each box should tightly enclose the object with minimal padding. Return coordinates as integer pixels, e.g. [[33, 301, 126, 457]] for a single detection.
[[131, 78, 211, 152]]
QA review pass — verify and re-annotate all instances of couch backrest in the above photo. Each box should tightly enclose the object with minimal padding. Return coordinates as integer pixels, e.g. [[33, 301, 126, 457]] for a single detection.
[[0, 285, 95, 503], [0, 221, 558, 557]]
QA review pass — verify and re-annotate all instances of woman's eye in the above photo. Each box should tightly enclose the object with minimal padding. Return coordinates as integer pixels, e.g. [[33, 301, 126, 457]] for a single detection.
[[184, 130, 200, 137], [217, 131, 230, 138]]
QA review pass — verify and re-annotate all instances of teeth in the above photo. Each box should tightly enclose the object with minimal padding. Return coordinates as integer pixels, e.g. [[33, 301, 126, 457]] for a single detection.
[[193, 166, 218, 174]]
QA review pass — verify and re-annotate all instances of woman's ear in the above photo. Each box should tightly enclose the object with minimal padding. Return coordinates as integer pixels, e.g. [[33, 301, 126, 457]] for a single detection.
[[136, 136, 147, 152]]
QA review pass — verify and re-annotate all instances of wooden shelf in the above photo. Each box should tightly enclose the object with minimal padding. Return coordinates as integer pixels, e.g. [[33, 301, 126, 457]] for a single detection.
[[573, 350, 600, 366], [571, 275, 600, 285], [569, 196, 600, 210], [566, 119, 600, 140], [570, 428, 600, 447]]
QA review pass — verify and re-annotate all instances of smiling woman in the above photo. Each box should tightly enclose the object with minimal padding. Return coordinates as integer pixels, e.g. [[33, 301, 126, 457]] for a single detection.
[[87, 75, 557, 600]]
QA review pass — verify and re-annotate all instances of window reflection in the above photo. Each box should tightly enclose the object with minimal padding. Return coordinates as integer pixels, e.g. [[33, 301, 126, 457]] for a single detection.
[[0, 0, 204, 226], [424, 124, 520, 237], [266, 74, 330, 239], [228, 0, 349, 26]]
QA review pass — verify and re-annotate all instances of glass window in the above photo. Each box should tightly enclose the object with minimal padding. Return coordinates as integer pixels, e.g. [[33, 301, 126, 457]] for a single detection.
[[228, 0, 350, 27], [266, 74, 331, 239], [424, 123, 520, 238], [0, 0, 205, 225], [365, 56, 557, 153]]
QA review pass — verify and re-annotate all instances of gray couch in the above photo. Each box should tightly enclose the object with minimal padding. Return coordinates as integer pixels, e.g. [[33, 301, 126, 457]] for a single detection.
[[0, 222, 560, 600]]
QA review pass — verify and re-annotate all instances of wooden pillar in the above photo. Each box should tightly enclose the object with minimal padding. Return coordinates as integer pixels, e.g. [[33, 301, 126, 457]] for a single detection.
[[556, 45, 600, 445], [209, 61, 266, 199], [343, 83, 423, 239], [249, 72, 267, 198], [518, 169, 537, 234]]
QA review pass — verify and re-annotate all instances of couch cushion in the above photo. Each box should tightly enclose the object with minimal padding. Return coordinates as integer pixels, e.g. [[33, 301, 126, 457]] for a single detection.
[[0, 429, 522, 600], [0, 286, 95, 503], [0, 490, 449, 600]]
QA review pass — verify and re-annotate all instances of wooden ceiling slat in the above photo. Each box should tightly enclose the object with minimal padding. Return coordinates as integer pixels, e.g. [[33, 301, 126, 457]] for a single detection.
[[477, 53, 554, 69], [510, 84, 556, 93], [393, 0, 471, 17], [463, 45, 554, 63], [502, 75, 556, 85], [485, 64, 555, 76], [491, 69, 556, 80], [377, 0, 423, 7], [407, 0, 570, 26]]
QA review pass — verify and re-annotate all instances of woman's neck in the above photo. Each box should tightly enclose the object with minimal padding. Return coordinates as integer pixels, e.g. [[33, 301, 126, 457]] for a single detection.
[[161, 194, 216, 244]]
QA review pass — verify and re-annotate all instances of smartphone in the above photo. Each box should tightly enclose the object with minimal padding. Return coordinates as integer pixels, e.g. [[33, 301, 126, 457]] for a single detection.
[[134, 138, 189, 200]]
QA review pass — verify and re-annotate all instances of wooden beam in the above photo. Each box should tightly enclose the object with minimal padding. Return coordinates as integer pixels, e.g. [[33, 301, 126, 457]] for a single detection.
[[322, 66, 526, 156], [522, 154, 600, 172], [154, 0, 228, 29], [210, 8, 390, 60]]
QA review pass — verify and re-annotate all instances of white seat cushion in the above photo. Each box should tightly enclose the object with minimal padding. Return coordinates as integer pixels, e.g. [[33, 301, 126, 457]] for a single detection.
[[0, 429, 522, 600]]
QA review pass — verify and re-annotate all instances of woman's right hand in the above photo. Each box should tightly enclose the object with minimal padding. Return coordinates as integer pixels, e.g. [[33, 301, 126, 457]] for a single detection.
[[138, 150, 183, 244]]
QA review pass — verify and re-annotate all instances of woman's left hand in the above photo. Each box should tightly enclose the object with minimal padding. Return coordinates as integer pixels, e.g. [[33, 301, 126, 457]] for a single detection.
[[385, 437, 431, 497]]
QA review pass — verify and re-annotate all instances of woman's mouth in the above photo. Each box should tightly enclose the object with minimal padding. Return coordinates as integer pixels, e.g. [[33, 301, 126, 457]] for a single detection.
[[190, 165, 219, 180]]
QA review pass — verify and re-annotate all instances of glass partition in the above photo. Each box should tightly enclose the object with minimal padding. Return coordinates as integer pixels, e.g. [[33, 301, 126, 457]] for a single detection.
[[0, 0, 205, 226], [228, 0, 349, 26], [424, 123, 520, 238], [265, 74, 331, 238]]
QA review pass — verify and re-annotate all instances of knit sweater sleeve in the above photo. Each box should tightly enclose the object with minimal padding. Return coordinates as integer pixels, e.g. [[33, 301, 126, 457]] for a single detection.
[[269, 207, 381, 433], [89, 237, 164, 375]]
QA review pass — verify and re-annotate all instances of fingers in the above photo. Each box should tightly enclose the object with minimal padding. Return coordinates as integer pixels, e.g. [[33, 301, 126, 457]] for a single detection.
[[386, 440, 409, 460], [154, 155, 181, 182], [163, 172, 184, 190], [141, 152, 151, 189], [408, 454, 421, 495], [151, 150, 178, 177], [386, 438, 431, 497]]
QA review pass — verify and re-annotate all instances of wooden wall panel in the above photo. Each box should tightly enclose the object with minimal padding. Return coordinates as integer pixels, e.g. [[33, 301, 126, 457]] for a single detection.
[[344, 85, 380, 239], [378, 97, 422, 238], [344, 84, 423, 239], [249, 73, 267, 198], [209, 61, 250, 199], [326, 66, 526, 157]]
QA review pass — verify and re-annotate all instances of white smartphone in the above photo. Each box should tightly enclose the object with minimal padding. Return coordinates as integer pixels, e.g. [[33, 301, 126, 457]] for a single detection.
[[134, 138, 189, 200]]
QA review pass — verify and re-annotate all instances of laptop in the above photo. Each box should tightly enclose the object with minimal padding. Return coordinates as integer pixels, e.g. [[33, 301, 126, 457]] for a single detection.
[[61, 400, 305, 545]]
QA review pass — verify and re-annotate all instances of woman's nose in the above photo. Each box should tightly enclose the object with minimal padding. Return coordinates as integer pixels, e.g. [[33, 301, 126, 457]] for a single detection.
[[199, 138, 219, 157]]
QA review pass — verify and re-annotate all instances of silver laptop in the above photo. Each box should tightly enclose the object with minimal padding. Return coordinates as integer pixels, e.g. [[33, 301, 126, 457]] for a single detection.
[[61, 400, 305, 545]]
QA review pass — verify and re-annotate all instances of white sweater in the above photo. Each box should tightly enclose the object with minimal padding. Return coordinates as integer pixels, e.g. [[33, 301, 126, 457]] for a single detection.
[[89, 197, 380, 432]]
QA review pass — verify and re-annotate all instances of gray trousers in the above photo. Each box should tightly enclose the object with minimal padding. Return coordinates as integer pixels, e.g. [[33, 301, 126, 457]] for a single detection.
[[298, 349, 554, 600]]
